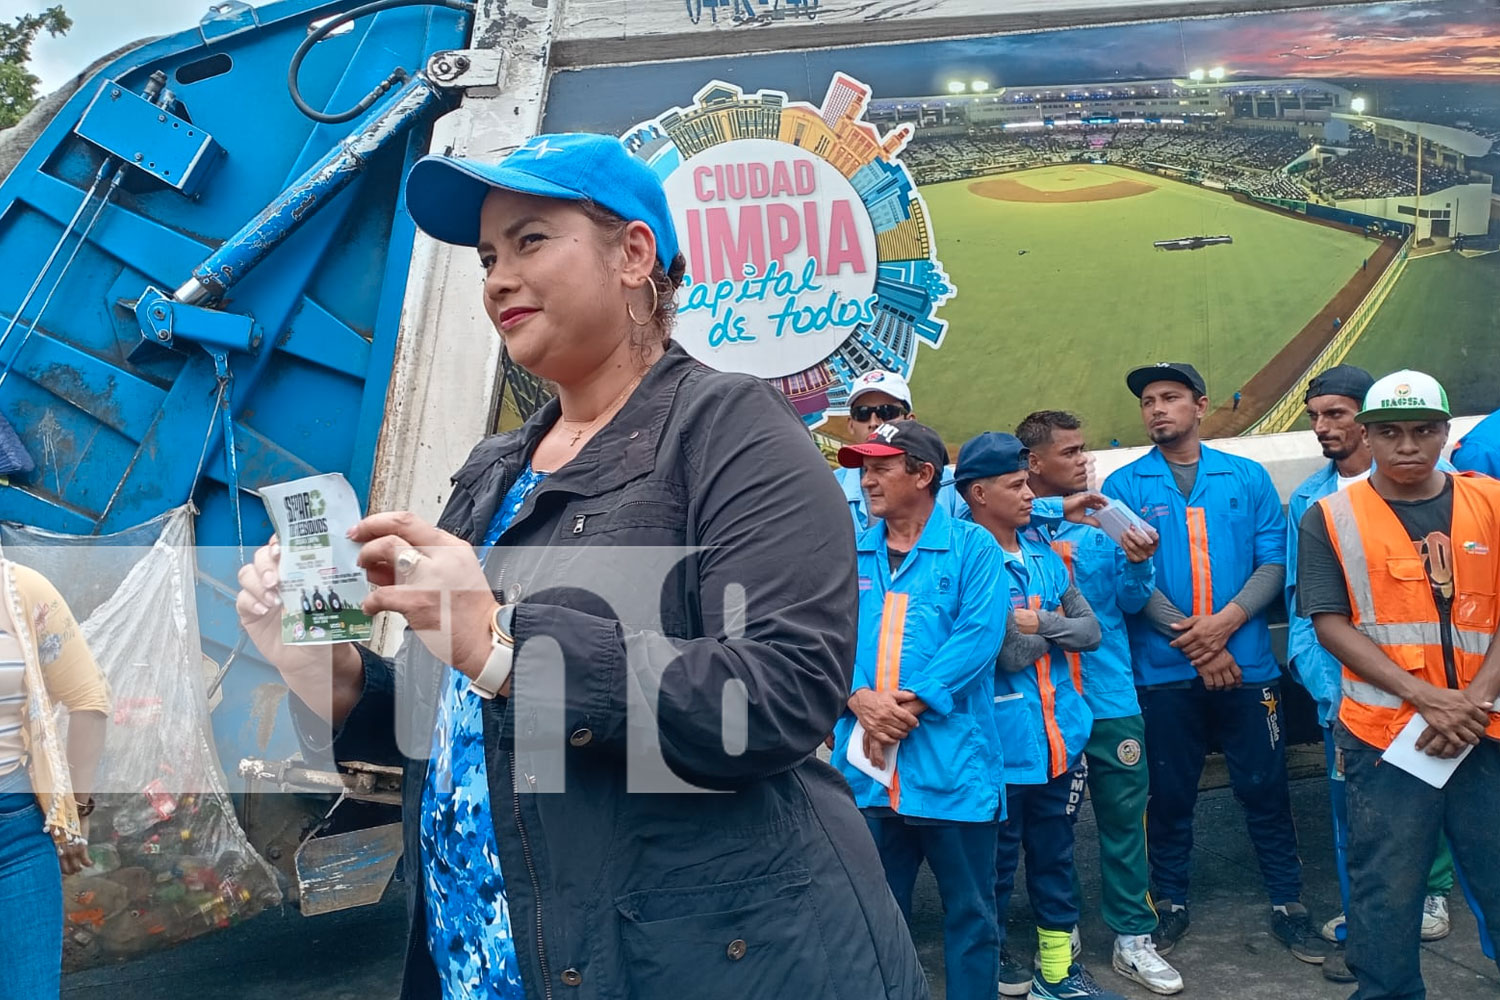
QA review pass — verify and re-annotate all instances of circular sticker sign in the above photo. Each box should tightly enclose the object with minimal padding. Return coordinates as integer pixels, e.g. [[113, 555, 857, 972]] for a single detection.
[[664, 138, 879, 380]]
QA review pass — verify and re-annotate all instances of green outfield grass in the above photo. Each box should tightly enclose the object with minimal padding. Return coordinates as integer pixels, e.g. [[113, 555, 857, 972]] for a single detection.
[[909, 164, 1373, 446], [1343, 251, 1500, 418]]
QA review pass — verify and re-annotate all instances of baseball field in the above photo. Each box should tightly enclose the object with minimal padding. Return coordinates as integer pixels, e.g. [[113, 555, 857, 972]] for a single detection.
[[908, 163, 1375, 446], [1343, 250, 1500, 419]]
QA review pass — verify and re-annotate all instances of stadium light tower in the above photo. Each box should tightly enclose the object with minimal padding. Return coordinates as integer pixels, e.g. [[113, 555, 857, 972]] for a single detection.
[[971, 80, 990, 93], [1189, 68, 1206, 82], [947, 81, 966, 94], [1351, 97, 1368, 115], [1209, 67, 1226, 81]]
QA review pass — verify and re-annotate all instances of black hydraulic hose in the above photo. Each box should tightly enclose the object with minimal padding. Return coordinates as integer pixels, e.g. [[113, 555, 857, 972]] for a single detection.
[[287, 0, 475, 124]]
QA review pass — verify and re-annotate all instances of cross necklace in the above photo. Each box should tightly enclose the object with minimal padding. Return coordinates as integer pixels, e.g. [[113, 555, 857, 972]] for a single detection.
[[558, 373, 644, 447]]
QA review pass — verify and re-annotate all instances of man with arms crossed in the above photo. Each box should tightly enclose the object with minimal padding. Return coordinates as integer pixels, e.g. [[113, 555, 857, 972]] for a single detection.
[[1018, 410, 1183, 994]]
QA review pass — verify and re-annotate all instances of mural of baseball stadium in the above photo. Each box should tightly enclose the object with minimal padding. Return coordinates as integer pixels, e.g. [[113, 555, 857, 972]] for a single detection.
[[545, 0, 1500, 448]]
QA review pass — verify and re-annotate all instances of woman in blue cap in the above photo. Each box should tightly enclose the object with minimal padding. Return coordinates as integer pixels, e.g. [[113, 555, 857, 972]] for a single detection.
[[234, 134, 926, 999]]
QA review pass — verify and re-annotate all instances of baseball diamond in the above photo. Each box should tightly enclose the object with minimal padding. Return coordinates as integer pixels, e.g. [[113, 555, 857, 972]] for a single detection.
[[909, 163, 1375, 447]]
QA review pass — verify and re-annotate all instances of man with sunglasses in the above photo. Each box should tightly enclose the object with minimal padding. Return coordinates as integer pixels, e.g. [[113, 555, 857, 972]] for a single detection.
[[837, 371, 966, 530]]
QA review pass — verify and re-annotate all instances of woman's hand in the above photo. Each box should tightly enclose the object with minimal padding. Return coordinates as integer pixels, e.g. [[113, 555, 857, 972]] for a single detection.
[[57, 818, 92, 877], [235, 536, 355, 679], [351, 512, 497, 680]]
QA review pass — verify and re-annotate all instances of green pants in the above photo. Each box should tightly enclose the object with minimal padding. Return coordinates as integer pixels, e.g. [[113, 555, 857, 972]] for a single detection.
[[1083, 714, 1158, 936], [1429, 834, 1454, 896]]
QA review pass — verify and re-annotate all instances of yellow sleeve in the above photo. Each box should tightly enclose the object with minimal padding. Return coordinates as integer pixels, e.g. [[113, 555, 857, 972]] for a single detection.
[[11, 564, 111, 715]]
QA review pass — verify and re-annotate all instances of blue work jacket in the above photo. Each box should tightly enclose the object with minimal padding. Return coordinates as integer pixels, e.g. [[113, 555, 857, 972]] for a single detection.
[[993, 529, 1095, 786], [1030, 497, 1154, 720], [833, 503, 1008, 823], [1102, 445, 1286, 686], [1453, 410, 1500, 478]]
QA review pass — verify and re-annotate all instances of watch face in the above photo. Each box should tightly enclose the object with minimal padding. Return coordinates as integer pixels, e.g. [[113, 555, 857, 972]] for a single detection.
[[498, 603, 517, 638]]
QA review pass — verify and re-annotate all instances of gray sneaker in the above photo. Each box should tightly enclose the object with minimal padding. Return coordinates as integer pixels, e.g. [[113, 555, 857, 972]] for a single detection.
[[1272, 903, 1332, 964]]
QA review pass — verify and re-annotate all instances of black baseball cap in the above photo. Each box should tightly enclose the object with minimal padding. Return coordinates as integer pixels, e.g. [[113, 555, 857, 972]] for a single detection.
[[1126, 362, 1206, 399], [955, 432, 1030, 486], [837, 420, 949, 471], [1305, 364, 1375, 405]]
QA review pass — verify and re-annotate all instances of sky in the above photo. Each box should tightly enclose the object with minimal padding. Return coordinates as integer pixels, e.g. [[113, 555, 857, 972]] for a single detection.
[[19, 0, 1500, 95], [27, 0, 212, 91], [547, 0, 1500, 132]]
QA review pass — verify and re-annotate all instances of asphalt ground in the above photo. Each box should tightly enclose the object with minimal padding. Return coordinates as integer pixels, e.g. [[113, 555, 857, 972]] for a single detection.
[[64, 762, 1499, 999]]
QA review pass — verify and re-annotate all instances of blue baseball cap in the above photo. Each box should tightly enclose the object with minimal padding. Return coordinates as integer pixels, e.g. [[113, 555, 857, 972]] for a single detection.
[[404, 133, 681, 274], [955, 432, 1030, 485]]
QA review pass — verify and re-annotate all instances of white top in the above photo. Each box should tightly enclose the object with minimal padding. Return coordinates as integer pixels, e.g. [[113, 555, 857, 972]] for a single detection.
[[0, 630, 27, 776], [1336, 468, 1373, 492]]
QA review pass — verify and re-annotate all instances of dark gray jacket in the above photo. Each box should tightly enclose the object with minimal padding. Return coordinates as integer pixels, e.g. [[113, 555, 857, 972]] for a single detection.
[[301, 344, 928, 1000]]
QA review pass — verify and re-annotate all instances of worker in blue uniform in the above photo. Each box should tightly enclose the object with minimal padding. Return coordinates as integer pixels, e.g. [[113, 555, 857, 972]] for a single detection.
[[831, 419, 1008, 1000], [833, 370, 966, 530], [1017, 410, 1184, 996], [956, 431, 1126, 1000], [1452, 407, 1500, 477], [1101, 362, 1329, 969]]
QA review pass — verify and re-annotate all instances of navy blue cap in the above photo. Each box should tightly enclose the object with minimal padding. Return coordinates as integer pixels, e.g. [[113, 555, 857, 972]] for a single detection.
[[955, 432, 1030, 484], [404, 133, 681, 274], [1305, 364, 1374, 404], [1127, 362, 1206, 398], [837, 420, 948, 471]]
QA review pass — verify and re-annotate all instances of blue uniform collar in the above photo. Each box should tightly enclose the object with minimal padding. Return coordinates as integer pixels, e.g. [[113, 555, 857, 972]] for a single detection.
[[1133, 443, 1236, 503], [1291, 460, 1340, 502], [857, 500, 955, 555]]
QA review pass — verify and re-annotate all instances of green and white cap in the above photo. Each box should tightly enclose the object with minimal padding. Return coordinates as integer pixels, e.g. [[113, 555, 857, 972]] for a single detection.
[[1356, 369, 1452, 424]]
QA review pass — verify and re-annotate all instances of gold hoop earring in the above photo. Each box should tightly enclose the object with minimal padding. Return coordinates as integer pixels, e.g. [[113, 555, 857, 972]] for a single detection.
[[626, 280, 659, 327]]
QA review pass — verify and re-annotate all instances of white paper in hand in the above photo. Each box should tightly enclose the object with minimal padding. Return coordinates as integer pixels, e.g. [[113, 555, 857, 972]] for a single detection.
[[847, 721, 898, 788], [1094, 498, 1158, 549], [1381, 714, 1474, 788]]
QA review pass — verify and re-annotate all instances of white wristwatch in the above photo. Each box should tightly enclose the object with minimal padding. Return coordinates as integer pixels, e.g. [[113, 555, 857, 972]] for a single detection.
[[469, 603, 516, 700]]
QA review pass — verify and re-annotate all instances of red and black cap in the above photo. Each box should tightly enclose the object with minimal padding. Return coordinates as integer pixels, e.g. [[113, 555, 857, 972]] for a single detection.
[[837, 420, 949, 471]]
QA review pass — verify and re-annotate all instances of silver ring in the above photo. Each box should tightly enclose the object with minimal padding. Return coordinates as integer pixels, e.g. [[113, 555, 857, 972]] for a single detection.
[[395, 548, 423, 575]]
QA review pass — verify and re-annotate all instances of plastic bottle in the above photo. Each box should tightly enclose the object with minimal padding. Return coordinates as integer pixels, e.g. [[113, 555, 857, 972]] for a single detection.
[[111, 780, 178, 837], [86, 842, 120, 874]]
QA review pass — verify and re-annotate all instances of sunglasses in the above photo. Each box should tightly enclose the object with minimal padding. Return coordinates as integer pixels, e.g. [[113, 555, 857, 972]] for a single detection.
[[851, 404, 909, 422]]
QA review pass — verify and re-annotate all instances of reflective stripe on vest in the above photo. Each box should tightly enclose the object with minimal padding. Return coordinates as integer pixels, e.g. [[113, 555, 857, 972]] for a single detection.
[[1323, 490, 1377, 622], [1049, 541, 1086, 694], [876, 592, 908, 811], [1030, 595, 1070, 779], [1341, 677, 1404, 709]]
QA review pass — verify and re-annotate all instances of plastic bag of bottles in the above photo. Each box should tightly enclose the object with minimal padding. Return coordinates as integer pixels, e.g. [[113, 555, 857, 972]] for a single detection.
[[2, 508, 284, 968]]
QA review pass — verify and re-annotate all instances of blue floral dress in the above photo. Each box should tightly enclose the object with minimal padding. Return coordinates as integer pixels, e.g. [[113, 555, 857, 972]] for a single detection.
[[420, 464, 547, 998]]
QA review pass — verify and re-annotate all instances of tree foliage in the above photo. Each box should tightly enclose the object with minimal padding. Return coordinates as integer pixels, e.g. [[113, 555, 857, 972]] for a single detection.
[[0, 6, 72, 130]]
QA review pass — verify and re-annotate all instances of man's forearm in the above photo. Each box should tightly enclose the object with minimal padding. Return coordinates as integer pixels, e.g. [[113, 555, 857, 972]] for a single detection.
[[1228, 563, 1285, 621], [1313, 613, 1432, 706], [1465, 624, 1500, 706], [1143, 589, 1187, 638]]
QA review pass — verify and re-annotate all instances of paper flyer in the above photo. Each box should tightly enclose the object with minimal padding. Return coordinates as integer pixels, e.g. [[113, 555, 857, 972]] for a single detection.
[[846, 721, 898, 788], [1380, 714, 1475, 789], [259, 473, 373, 645]]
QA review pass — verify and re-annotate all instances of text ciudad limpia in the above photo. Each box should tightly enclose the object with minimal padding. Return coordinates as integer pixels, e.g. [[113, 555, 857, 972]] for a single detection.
[[677, 158, 878, 347]]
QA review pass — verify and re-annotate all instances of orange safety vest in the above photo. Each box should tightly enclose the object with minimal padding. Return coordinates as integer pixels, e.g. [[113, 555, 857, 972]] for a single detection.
[[1318, 474, 1500, 750]]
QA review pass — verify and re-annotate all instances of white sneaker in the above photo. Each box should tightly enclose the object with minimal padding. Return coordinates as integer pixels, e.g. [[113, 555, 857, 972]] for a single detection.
[[1422, 895, 1451, 941], [1113, 934, 1185, 996], [1320, 912, 1345, 944]]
